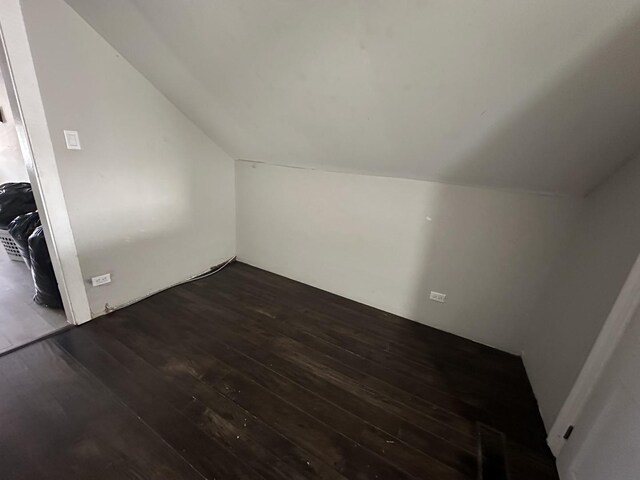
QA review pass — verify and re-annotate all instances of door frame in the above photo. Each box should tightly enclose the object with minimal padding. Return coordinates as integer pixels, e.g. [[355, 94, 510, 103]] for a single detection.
[[548, 252, 640, 456], [0, 0, 91, 324]]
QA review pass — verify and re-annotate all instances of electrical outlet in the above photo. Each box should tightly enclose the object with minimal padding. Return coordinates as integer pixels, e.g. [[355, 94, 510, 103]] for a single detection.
[[429, 291, 446, 303], [91, 273, 111, 287]]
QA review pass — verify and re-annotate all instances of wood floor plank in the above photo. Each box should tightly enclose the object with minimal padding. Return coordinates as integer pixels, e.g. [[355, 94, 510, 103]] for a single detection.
[[210, 292, 478, 432], [208, 267, 548, 451], [0, 340, 204, 480], [220, 268, 532, 399], [105, 304, 465, 480], [165, 287, 479, 465], [191, 270, 537, 442], [180, 279, 484, 431], [175, 301, 473, 477], [230, 263, 524, 373], [54, 331, 267, 480], [57, 328, 333, 480], [97, 326, 349, 480], [0, 262, 558, 479]]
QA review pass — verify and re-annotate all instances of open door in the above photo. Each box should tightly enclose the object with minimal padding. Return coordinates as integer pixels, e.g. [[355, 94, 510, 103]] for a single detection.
[[555, 293, 640, 479], [547, 253, 640, 461]]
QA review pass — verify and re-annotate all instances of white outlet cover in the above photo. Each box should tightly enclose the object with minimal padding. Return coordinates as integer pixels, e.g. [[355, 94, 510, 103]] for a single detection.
[[429, 291, 447, 303], [91, 273, 111, 287], [64, 130, 81, 150]]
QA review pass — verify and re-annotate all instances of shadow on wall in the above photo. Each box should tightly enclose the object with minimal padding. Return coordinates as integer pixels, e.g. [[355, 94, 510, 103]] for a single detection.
[[409, 6, 640, 340], [71, 148, 234, 318], [401, 6, 640, 451], [424, 8, 640, 196]]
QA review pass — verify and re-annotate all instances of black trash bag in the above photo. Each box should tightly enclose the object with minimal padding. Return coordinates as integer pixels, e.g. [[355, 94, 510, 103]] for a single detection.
[[28, 226, 63, 309], [0, 182, 37, 229], [8, 211, 40, 267]]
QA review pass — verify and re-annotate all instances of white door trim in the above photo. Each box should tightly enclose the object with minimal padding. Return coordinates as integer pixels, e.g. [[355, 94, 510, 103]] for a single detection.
[[0, 0, 91, 324], [548, 252, 640, 456]]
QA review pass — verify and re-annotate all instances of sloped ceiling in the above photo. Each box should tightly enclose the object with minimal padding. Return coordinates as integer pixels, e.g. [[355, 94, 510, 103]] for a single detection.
[[65, 0, 640, 196]]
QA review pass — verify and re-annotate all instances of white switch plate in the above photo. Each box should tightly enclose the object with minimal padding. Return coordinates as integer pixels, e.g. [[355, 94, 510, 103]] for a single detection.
[[429, 291, 447, 303], [91, 273, 111, 287], [64, 130, 81, 150]]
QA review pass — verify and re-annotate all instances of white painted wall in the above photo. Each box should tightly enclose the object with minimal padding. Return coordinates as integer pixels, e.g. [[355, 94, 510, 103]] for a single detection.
[[236, 161, 581, 353], [0, 74, 28, 184], [555, 299, 640, 480], [524, 153, 640, 430], [17, 0, 235, 318]]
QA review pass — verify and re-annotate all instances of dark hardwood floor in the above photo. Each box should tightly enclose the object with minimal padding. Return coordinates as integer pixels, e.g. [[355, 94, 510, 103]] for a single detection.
[[0, 262, 558, 479]]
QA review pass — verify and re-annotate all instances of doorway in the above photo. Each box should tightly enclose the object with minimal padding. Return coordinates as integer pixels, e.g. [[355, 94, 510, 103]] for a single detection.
[[0, 29, 69, 354], [555, 287, 640, 479]]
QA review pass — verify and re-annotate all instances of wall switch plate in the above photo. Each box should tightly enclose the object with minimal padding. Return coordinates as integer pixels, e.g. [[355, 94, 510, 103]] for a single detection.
[[429, 291, 447, 303], [91, 273, 111, 287], [64, 130, 81, 150]]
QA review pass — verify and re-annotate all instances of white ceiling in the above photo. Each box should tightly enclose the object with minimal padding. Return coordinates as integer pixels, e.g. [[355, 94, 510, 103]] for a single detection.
[[65, 0, 640, 196]]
